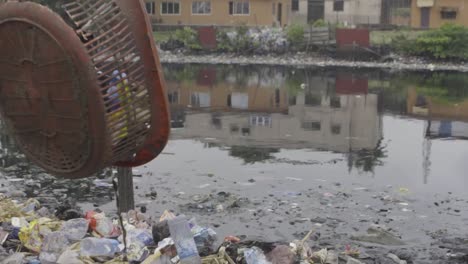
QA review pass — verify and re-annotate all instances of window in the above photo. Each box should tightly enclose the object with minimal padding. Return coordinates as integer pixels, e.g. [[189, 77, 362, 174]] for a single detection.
[[212, 115, 222, 129], [250, 116, 272, 127], [330, 97, 341, 108], [333, 0, 344, 12], [192, 1, 211, 14], [161, 1, 180, 15], [168, 91, 179, 104], [441, 10, 457, 20], [272, 2, 276, 15], [331, 124, 341, 135], [146, 1, 156, 14], [230, 125, 240, 133], [190, 92, 211, 107], [305, 94, 321, 106], [302, 121, 321, 131], [229, 0, 249, 15], [292, 0, 299, 11]]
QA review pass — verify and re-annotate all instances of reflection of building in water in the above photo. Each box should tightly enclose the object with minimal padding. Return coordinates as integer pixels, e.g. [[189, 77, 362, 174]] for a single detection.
[[167, 80, 288, 113], [166, 68, 382, 153], [407, 87, 468, 122], [170, 90, 382, 153], [425, 121, 468, 139], [406, 87, 468, 182], [166, 66, 289, 114]]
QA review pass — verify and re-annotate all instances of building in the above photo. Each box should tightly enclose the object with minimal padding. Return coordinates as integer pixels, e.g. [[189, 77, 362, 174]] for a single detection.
[[290, 0, 325, 24], [324, 0, 382, 26], [290, 0, 309, 24], [411, 0, 468, 28], [144, 0, 290, 27]]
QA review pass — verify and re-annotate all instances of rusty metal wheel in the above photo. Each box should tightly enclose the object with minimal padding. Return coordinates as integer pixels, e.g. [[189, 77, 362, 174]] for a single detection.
[[0, 2, 109, 178], [0, 0, 170, 178]]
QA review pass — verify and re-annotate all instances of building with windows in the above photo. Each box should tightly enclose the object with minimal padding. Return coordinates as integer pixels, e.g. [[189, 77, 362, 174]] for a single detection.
[[324, 0, 383, 26], [410, 0, 468, 28], [144, 0, 290, 27], [289, 0, 325, 24]]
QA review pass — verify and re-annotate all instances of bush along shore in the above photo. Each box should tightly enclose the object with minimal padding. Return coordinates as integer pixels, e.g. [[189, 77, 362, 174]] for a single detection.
[[156, 24, 468, 72]]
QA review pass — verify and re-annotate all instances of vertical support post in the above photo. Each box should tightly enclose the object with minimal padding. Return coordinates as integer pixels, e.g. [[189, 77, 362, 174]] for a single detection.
[[117, 167, 135, 214]]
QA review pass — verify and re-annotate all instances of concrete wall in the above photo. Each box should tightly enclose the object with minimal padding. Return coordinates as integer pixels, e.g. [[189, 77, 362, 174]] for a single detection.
[[145, 0, 290, 27], [324, 0, 382, 26], [411, 0, 468, 28]]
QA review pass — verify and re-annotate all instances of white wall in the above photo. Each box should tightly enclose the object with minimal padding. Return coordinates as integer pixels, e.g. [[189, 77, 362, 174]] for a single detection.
[[290, 0, 309, 24]]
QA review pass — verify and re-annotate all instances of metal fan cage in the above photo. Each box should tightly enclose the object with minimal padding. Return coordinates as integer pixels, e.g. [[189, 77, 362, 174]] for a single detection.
[[0, 0, 169, 178]]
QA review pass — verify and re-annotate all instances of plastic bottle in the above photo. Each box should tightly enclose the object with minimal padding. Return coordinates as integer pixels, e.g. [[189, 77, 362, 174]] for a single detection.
[[85, 211, 120, 237], [125, 229, 154, 262], [168, 216, 201, 264], [126, 228, 154, 247], [60, 218, 89, 241], [39, 232, 70, 264], [80, 237, 120, 257], [188, 218, 217, 256], [244, 247, 271, 264]]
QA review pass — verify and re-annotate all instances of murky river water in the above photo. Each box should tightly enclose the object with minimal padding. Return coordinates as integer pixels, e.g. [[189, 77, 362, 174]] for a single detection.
[[157, 64, 468, 196], [2, 64, 468, 262]]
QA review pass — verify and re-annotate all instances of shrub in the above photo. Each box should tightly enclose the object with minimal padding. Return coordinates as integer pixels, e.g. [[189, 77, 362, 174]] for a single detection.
[[173, 27, 202, 51], [311, 19, 327, 28], [216, 30, 235, 52], [286, 24, 305, 47], [393, 24, 468, 60]]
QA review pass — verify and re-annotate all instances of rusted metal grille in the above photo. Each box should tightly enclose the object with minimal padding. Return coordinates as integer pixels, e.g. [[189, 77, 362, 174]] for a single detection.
[[63, 0, 152, 163], [0, 1, 169, 178]]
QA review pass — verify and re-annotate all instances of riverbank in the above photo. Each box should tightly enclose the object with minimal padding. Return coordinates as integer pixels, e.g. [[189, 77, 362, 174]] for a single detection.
[[159, 51, 468, 72], [2, 163, 468, 263]]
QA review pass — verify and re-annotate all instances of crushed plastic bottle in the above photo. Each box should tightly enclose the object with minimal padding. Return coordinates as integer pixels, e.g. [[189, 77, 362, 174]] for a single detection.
[[168, 216, 201, 264], [85, 211, 120, 237], [60, 218, 89, 241], [188, 219, 217, 256], [80, 237, 120, 257], [244, 247, 272, 264], [125, 229, 154, 262], [126, 228, 154, 247], [39, 231, 70, 264]]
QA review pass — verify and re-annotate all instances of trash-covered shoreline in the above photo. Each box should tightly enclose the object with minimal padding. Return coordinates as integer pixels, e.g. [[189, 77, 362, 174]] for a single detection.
[[2, 161, 468, 264], [0, 195, 374, 264], [158, 51, 468, 73]]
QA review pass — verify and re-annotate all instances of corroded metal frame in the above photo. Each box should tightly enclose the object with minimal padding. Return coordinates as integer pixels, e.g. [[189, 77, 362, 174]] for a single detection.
[[0, 0, 170, 178]]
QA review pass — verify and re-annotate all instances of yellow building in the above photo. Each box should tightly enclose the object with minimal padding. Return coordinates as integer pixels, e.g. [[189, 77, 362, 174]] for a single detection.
[[144, 0, 290, 27], [411, 0, 468, 28]]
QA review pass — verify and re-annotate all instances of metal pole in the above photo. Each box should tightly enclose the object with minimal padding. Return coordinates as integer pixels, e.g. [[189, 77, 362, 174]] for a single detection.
[[116, 167, 135, 214]]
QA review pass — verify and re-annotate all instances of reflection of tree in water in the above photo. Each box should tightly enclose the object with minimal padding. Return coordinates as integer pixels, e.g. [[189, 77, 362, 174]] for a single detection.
[[229, 146, 279, 164], [393, 72, 468, 105], [347, 140, 388, 173]]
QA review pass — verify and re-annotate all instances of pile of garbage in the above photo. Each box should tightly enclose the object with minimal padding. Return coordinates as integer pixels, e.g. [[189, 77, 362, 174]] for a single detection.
[[0, 194, 363, 264]]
